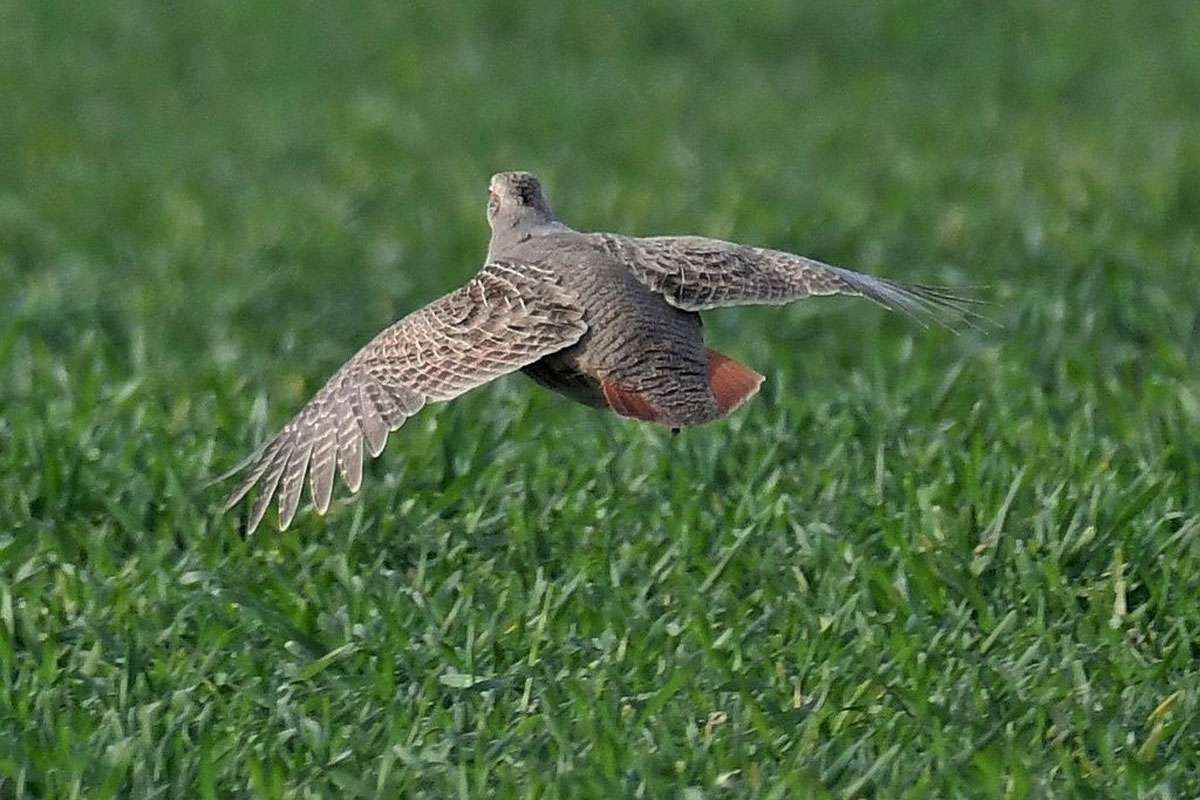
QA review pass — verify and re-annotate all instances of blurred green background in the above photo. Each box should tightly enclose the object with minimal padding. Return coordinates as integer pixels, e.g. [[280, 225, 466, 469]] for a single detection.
[[2, 1, 1199, 797]]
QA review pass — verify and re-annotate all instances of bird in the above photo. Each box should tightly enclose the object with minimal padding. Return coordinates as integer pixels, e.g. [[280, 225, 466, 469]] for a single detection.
[[223, 170, 982, 532]]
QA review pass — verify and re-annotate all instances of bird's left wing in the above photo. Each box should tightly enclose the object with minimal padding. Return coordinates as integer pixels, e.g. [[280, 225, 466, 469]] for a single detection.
[[223, 261, 586, 533], [595, 234, 982, 328]]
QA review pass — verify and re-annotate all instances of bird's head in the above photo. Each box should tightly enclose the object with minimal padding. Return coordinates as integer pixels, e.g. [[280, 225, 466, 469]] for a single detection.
[[487, 171, 557, 231]]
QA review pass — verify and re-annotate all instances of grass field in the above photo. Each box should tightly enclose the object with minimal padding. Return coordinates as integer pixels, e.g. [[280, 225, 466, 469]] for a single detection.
[[3, 1, 1200, 796]]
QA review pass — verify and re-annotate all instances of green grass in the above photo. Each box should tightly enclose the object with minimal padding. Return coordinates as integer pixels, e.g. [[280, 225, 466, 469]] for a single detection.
[[3, 0, 1200, 796]]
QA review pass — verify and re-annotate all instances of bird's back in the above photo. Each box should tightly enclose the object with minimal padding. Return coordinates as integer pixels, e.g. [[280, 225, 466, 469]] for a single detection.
[[503, 231, 721, 426]]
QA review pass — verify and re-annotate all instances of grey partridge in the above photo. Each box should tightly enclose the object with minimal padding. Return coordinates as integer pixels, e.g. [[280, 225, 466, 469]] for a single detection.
[[224, 171, 979, 532]]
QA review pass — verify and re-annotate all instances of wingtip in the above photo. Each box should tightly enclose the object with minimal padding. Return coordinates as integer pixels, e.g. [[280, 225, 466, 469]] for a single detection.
[[883, 279, 998, 335], [222, 471, 258, 512], [246, 475, 282, 535], [247, 504, 269, 536]]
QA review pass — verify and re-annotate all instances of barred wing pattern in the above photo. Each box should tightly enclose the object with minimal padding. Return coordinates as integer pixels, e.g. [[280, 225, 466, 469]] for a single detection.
[[598, 234, 981, 328], [224, 262, 587, 533]]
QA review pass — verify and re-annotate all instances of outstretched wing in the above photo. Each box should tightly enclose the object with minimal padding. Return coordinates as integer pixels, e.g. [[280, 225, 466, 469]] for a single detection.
[[223, 261, 587, 533], [596, 234, 983, 328]]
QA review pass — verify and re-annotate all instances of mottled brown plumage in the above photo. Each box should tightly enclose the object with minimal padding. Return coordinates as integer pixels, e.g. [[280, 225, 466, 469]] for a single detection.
[[224, 170, 981, 531]]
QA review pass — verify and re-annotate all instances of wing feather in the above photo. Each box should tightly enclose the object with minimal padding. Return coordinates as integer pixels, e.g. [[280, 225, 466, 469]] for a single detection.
[[308, 425, 337, 515], [246, 441, 290, 533], [356, 382, 389, 458], [223, 261, 587, 532], [598, 234, 986, 330], [277, 439, 314, 530], [336, 413, 364, 496]]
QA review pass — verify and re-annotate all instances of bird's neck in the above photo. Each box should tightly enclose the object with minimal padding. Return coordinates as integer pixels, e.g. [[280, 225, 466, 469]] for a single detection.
[[487, 220, 571, 261]]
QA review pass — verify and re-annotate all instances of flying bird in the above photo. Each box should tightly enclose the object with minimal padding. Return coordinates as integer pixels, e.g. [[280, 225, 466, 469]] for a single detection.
[[224, 171, 981, 532]]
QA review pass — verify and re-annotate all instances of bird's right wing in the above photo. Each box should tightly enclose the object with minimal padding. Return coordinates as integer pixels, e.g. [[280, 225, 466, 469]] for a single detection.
[[223, 261, 587, 532], [596, 234, 983, 329]]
